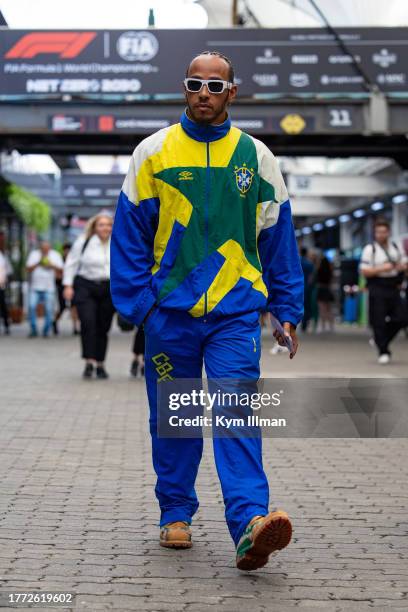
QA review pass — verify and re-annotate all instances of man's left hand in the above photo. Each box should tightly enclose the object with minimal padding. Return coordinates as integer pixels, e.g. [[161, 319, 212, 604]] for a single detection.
[[273, 322, 299, 359]]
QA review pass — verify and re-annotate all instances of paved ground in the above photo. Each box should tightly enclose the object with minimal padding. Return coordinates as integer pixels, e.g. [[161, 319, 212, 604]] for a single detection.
[[0, 321, 407, 611]]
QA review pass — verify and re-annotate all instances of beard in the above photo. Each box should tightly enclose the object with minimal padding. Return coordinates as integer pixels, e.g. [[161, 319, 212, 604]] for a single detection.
[[186, 99, 228, 125]]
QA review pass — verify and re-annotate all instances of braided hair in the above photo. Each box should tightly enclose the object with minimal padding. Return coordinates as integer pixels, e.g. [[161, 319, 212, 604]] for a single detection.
[[186, 51, 235, 83]]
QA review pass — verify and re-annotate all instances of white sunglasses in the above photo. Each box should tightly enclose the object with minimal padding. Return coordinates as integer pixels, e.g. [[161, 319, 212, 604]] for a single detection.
[[183, 78, 233, 94]]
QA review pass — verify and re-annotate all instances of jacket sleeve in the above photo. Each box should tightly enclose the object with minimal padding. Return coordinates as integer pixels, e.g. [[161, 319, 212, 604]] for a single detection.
[[63, 235, 85, 286], [359, 244, 373, 272], [110, 143, 159, 326], [256, 143, 304, 326]]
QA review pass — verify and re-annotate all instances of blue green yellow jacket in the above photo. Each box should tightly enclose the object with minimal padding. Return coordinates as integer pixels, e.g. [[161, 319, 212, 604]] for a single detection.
[[110, 111, 304, 326]]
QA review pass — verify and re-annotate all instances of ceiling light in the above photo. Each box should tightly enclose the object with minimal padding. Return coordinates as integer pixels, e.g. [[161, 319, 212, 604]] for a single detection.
[[339, 214, 351, 223], [353, 209, 366, 218], [313, 223, 323, 231], [392, 194, 407, 204], [302, 227, 312, 235], [325, 218, 337, 227], [371, 201, 384, 211]]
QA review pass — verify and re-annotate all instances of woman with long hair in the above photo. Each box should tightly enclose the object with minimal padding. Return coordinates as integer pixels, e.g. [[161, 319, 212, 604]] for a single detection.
[[63, 213, 114, 379]]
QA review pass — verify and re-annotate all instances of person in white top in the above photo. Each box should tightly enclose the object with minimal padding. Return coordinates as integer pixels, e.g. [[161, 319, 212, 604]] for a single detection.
[[0, 232, 12, 334], [359, 218, 407, 364], [63, 213, 114, 379], [26, 241, 64, 338]]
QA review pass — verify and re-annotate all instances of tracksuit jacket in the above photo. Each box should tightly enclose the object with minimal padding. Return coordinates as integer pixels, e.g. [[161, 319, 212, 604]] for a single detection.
[[110, 111, 304, 546], [110, 111, 303, 327]]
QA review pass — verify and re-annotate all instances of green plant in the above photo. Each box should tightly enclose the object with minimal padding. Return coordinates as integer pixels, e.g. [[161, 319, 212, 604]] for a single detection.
[[6, 183, 51, 233]]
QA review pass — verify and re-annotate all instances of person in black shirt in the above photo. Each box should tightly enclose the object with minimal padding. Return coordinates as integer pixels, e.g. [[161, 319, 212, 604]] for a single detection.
[[316, 256, 335, 332]]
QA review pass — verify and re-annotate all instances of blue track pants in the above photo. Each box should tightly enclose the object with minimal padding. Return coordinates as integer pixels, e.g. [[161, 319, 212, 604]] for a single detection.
[[144, 307, 269, 546]]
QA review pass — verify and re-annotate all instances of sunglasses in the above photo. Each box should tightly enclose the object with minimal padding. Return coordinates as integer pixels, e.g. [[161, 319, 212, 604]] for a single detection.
[[183, 78, 233, 94]]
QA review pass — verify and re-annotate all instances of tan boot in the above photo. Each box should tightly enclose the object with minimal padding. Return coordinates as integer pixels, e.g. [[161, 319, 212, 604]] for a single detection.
[[236, 510, 292, 571], [159, 521, 192, 549]]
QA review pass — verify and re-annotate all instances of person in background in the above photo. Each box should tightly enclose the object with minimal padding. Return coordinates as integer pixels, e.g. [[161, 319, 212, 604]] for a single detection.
[[300, 246, 315, 332], [316, 256, 335, 332], [130, 326, 145, 378], [309, 250, 320, 332], [53, 242, 80, 336], [0, 232, 12, 335], [26, 240, 63, 338], [63, 213, 114, 379], [360, 218, 407, 365]]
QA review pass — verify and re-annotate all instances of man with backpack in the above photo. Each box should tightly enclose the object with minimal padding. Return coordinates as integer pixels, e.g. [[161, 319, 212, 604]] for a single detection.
[[360, 218, 407, 364]]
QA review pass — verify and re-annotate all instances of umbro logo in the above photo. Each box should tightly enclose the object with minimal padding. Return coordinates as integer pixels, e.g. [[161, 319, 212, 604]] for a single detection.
[[178, 170, 193, 181]]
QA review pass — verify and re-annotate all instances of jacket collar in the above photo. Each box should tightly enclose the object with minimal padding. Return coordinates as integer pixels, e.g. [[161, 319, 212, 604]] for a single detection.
[[180, 109, 231, 142]]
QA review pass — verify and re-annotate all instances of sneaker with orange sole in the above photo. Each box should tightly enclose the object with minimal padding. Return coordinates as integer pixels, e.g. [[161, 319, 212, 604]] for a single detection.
[[159, 521, 192, 549], [236, 509, 292, 571]]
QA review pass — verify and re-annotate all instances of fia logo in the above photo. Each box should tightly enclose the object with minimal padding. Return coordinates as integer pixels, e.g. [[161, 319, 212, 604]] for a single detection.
[[234, 163, 254, 195], [116, 31, 159, 62]]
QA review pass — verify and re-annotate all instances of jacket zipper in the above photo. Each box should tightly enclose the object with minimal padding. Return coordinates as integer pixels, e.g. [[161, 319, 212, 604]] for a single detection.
[[204, 141, 210, 318]]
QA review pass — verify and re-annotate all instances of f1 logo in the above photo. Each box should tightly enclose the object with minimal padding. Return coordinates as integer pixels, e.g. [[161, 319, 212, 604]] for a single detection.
[[5, 32, 97, 59]]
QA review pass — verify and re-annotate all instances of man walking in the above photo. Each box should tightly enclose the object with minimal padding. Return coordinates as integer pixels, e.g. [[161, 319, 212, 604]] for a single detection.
[[111, 52, 304, 570], [360, 219, 407, 364], [26, 240, 63, 337]]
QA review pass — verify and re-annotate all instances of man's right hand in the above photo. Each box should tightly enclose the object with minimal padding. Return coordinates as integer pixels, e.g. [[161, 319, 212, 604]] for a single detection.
[[63, 286, 74, 302]]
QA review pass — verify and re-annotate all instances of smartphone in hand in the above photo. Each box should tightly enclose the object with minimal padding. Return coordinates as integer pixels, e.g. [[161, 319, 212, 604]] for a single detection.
[[270, 314, 293, 354]]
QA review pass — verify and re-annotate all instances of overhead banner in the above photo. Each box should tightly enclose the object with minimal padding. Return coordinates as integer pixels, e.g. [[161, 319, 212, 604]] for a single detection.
[[46, 107, 362, 135], [0, 28, 407, 98]]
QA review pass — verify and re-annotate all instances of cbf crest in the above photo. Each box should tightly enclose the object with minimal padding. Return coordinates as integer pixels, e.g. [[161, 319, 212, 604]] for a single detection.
[[234, 163, 254, 195]]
